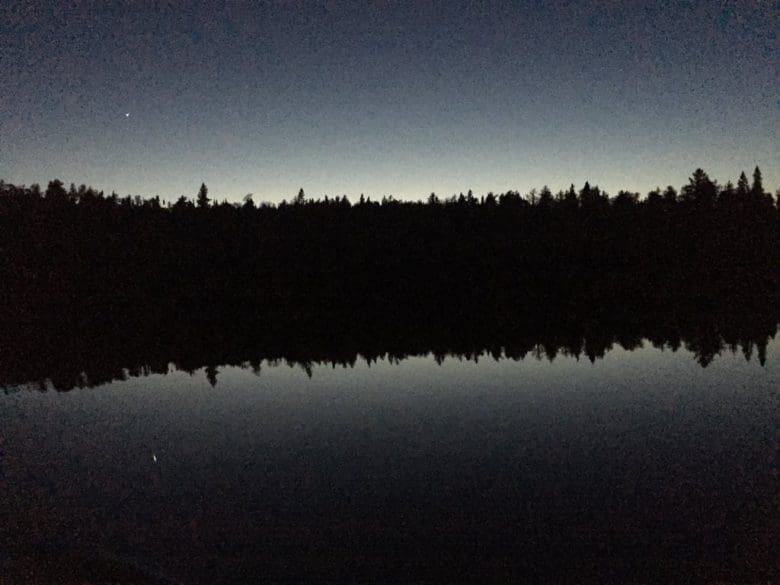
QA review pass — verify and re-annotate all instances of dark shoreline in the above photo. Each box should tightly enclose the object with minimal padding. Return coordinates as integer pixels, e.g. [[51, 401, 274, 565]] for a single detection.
[[2, 169, 778, 390]]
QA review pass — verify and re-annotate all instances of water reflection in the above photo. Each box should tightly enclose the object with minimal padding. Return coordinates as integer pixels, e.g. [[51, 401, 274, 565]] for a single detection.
[[2, 298, 777, 392], [1, 341, 777, 583]]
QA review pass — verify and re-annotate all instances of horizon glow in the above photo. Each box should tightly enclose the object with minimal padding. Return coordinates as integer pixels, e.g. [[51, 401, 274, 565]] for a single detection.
[[2, 1, 777, 203]]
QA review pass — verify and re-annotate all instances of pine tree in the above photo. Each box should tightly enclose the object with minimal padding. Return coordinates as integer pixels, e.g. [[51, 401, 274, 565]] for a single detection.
[[736, 171, 749, 197], [197, 183, 210, 208], [751, 166, 764, 198], [564, 184, 578, 208], [538, 186, 553, 210], [682, 169, 716, 205]]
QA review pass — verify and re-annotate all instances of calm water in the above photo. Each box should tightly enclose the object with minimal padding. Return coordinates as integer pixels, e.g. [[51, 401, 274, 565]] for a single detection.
[[1, 340, 777, 584]]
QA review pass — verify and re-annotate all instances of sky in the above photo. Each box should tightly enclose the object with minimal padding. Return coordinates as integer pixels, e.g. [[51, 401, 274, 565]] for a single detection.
[[2, 0, 777, 203]]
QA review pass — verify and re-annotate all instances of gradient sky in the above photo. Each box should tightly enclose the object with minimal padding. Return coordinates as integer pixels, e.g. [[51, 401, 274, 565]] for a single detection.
[[2, 0, 777, 203]]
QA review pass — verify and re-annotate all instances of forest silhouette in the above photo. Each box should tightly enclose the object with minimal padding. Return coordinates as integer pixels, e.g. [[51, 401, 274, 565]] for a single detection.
[[1, 167, 777, 391]]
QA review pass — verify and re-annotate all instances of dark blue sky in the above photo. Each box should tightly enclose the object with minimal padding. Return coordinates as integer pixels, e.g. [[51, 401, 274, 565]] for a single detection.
[[2, 0, 777, 202]]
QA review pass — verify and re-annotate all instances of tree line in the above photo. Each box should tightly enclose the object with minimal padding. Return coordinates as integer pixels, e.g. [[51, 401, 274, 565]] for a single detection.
[[0, 166, 777, 389], [1, 166, 777, 318]]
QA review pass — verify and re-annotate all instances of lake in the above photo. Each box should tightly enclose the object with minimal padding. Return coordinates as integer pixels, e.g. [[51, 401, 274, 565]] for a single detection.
[[1, 337, 777, 584]]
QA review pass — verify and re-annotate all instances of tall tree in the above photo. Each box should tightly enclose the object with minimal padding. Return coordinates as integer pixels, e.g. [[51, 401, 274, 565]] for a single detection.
[[751, 166, 764, 198], [736, 171, 749, 197], [564, 184, 578, 209], [197, 183, 210, 208], [682, 168, 716, 205], [538, 186, 553, 210]]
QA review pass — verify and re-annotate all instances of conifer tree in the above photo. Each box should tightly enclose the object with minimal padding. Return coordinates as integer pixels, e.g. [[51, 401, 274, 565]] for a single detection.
[[751, 166, 764, 198], [736, 171, 749, 197], [197, 183, 210, 208]]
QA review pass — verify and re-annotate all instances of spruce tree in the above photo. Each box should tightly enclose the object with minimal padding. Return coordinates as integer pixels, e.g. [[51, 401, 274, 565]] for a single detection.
[[751, 166, 764, 198], [736, 171, 749, 197], [197, 183, 210, 208]]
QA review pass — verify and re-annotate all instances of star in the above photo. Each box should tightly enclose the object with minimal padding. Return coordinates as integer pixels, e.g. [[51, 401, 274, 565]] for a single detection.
[[125, 113, 130, 117]]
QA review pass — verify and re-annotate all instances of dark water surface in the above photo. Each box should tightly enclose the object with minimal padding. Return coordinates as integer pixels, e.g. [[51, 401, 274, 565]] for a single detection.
[[2, 340, 778, 584]]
